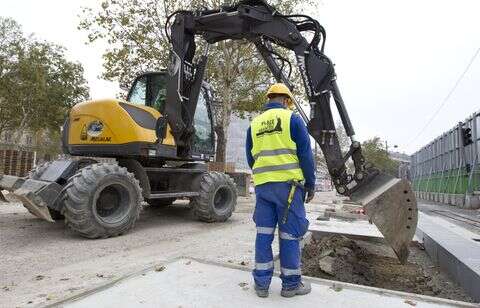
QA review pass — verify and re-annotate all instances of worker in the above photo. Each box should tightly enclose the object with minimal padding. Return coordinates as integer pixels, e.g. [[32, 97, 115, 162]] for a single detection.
[[245, 83, 316, 298]]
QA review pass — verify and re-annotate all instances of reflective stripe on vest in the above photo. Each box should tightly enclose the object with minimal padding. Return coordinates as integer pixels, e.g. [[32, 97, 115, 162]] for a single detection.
[[250, 108, 304, 186]]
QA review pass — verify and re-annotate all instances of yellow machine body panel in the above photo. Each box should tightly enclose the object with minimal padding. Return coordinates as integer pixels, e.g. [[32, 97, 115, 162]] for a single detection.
[[68, 99, 175, 146]]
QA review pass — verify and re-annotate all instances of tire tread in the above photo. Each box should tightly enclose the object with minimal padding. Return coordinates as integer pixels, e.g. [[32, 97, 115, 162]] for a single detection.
[[192, 172, 237, 222], [63, 163, 143, 239]]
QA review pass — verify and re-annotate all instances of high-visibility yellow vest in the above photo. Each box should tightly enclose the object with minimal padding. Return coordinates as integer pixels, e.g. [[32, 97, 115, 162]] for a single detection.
[[250, 108, 304, 186]]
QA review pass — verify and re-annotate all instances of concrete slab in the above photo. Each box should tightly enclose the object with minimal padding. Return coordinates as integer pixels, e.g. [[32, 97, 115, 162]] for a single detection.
[[416, 212, 480, 301], [324, 210, 369, 221], [58, 258, 474, 308], [308, 216, 384, 240], [307, 211, 426, 244]]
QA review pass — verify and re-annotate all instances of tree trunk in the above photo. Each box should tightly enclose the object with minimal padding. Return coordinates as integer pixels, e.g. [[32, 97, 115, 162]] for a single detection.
[[215, 102, 233, 162], [215, 125, 226, 163], [212, 42, 236, 163]]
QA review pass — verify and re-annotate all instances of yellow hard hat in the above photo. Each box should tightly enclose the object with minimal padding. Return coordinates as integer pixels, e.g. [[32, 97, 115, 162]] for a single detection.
[[266, 83, 295, 109]]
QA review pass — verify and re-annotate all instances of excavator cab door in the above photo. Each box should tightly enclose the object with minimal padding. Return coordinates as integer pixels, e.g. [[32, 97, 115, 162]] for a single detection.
[[190, 86, 215, 158]]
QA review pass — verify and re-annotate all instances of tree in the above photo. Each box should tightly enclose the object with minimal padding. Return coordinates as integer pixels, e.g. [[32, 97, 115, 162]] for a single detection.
[[0, 17, 90, 145], [78, 0, 309, 162], [361, 137, 400, 177], [0, 18, 26, 137]]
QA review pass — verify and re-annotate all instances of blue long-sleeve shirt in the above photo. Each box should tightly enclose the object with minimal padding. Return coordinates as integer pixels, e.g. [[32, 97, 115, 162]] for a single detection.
[[246, 102, 316, 190]]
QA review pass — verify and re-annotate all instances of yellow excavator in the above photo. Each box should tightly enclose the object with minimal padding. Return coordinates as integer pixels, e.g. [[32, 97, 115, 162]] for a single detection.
[[0, 0, 417, 263]]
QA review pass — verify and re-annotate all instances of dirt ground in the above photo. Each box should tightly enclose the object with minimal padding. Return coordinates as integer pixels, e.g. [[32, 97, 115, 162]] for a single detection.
[[0, 196, 260, 307], [302, 234, 474, 303], [0, 192, 332, 307], [2, 190, 475, 307]]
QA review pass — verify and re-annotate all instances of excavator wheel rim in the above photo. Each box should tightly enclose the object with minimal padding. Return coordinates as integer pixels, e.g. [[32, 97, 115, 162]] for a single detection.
[[213, 186, 234, 211], [93, 181, 133, 225]]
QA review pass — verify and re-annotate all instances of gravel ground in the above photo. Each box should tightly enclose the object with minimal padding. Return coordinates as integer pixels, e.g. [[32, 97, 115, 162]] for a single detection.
[[0, 197, 262, 307], [3, 191, 473, 307], [302, 234, 474, 303], [0, 191, 338, 307]]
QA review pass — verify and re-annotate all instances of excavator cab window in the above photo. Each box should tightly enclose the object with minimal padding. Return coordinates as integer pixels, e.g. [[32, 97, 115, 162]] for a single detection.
[[128, 75, 147, 106], [127, 72, 167, 111], [192, 88, 214, 155]]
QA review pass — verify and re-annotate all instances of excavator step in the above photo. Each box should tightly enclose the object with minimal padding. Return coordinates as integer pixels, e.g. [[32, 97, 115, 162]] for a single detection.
[[144, 167, 206, 174], [350, 172, 418, 264], [147, 191, 200, 199]]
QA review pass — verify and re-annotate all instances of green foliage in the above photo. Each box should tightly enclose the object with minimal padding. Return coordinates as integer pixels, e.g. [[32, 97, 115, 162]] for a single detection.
[[0, 17, 89, 140], [362, 137, 400, 177], [78, 0, 309, 161]]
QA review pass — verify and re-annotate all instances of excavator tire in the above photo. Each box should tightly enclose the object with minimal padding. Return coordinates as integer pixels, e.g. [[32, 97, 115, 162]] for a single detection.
[[192, 172, 237, 222], [63, 163, 143, 239], [28, 162, 64, 220]]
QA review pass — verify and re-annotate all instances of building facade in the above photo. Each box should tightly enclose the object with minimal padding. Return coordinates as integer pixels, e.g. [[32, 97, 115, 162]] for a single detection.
[[226, 114, 251, 172]]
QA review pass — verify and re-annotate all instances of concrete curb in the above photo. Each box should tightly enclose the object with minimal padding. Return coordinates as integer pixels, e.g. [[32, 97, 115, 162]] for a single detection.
[[416, 212, 480, 302], [415, 192, 480, 209]]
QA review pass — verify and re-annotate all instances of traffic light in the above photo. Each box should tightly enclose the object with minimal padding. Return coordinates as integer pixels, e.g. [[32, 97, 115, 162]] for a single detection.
[[461, 127, 473, 146]]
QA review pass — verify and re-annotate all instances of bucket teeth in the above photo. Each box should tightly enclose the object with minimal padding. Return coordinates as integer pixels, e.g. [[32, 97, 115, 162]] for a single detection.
[[14, 188, 54, 222], [350, 173, 418, 264], [0, 190, 7, 202]]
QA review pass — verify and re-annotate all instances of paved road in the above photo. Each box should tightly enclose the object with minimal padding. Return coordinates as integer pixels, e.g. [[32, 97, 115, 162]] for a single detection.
[[417, 201, 480, 236]]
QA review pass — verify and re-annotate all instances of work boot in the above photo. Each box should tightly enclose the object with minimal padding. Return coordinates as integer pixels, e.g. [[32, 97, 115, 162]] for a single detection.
[[254, 285, 269, 298], [281, 281, 311, 298]]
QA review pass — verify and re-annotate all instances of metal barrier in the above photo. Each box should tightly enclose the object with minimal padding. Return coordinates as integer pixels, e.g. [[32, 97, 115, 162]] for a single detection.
[[0, 149, 35, 177], [410, 111, 480, 209]]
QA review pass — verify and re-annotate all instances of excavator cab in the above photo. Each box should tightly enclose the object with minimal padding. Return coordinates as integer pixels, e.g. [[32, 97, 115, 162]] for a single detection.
[[126, 71, 215, 157]]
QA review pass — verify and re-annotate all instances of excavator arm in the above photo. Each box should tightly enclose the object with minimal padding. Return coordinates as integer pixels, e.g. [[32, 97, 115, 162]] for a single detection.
[[164, 0, 418, 263]]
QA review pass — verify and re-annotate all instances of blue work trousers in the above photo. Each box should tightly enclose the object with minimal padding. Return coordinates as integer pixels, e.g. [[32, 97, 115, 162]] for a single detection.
[[252, 182, 309, 290]]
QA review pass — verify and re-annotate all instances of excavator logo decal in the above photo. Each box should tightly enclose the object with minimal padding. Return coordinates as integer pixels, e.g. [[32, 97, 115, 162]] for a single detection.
[[256, 117, 282, 137], [80, 125, 87, 141]]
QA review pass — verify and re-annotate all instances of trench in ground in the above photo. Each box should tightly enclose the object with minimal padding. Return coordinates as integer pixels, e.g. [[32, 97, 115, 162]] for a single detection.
[[302, 234, 474, 303]]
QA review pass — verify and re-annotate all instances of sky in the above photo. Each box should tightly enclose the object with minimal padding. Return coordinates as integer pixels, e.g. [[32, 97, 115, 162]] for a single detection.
[[1, 0, 479, 155]]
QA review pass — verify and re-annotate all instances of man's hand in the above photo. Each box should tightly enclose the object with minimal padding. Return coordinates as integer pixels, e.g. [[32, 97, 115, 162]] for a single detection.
[[305, 187, 315, 203]]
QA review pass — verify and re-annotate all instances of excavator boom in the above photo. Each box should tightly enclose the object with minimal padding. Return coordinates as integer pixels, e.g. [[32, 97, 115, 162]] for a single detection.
[[163, 0, 418, 263]]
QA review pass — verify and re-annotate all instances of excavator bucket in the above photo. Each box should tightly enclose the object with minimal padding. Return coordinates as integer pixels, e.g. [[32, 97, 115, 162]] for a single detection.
[[349, 172, 418, 264], [0, 174, 61, 222]]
